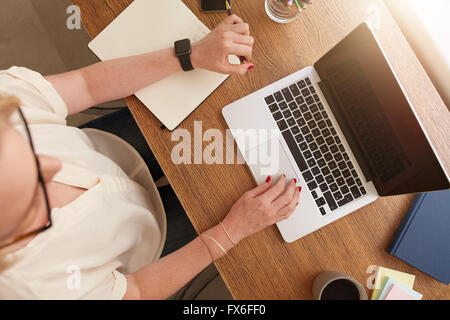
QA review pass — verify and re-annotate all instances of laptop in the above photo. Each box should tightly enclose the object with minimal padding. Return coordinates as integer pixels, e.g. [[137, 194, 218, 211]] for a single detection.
[[222, 23, 450, 242]]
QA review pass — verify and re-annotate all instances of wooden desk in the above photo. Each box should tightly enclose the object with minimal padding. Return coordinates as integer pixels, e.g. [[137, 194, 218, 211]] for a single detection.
[[73, 0, 449, 299]]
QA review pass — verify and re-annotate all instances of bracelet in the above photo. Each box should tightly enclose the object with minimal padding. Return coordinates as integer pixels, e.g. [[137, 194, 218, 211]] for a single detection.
[[203, 232, 227, 254], [219, 222, 237, 246]]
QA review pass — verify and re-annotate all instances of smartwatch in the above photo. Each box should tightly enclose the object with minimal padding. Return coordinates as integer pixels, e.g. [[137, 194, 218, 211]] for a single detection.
[[174, 38, 194, 71]]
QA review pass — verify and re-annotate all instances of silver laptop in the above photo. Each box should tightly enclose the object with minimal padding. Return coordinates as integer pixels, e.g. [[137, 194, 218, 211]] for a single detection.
[[222, 23, 449, 242]]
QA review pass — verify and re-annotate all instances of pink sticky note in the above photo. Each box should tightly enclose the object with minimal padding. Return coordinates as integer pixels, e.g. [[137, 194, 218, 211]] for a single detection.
[[384, 284, 418, 300]]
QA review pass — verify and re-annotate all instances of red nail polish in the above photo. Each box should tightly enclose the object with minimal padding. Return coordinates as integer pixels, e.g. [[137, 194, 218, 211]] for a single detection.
[[293, 178, 297, 183], [296, 202, 299, 206], [298, 186, 302, 192], [265, 176, 271, 183], [248, 65, 254, 70]]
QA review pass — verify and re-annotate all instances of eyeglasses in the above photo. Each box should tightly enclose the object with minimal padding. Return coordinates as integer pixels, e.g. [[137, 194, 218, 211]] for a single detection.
[[0, 108, 52, 250]]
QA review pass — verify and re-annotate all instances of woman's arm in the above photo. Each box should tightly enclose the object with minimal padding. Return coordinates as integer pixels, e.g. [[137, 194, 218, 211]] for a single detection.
[[45, 48, 182, 115], [123, 175, 301, 300], [45, 15, 254, 115], [124, 224, 233, 300]]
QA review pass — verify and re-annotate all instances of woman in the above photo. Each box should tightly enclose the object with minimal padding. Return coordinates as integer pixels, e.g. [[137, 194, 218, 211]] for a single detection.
[[0, 15, 300, 299]]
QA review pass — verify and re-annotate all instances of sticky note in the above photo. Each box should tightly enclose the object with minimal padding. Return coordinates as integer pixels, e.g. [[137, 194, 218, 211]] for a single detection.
[[378, 277, 422, 300], [384, 283, 422, 300], [371, 266, 415, 300]]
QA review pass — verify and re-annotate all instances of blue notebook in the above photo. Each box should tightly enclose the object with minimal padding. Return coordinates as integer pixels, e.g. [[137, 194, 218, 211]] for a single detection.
[[387, 190, 450, 285]]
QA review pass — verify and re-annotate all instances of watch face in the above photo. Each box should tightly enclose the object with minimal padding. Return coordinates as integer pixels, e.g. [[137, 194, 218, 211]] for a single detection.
[[175, 39, 191, 56]]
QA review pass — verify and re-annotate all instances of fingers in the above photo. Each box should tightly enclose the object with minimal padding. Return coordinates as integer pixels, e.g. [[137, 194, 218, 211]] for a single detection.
[[260, 174, 287, 202], [219, 17, 253, 74], [223, 14, 244, 25], [231, 33, 254, 46], [245, 176, 273, 198], [227, 22, 250, 36], [276, 186, 301, 222], [272, 178, 298, 211], [223, 35, 253, 73], [227, 43, 252, 61], [225, 62, 254, 76]]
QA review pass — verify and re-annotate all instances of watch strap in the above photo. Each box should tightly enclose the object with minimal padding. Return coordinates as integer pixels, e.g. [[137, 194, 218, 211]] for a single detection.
[[178, 53, 194, 72]]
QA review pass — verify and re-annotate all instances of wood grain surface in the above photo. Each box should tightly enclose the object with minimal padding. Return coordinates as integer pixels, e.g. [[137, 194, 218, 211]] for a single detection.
[[72, 0, 449, 299]]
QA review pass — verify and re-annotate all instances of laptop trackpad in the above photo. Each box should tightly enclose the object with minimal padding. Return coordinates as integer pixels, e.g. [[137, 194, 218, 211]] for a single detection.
[[247, 138, 299, 185]]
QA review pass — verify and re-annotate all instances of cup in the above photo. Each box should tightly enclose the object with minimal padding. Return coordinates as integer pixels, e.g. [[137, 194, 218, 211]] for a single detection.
[[312, 271, 368, 300], [265, 0, 299, 24]]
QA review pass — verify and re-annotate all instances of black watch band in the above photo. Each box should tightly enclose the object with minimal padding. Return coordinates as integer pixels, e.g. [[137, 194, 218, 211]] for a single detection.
[[178, 53, 194, 72], [174, 39, 194, 72]]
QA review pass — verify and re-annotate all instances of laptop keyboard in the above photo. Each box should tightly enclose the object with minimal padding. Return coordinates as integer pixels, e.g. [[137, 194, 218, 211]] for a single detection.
[[264, 77, 366, 216]]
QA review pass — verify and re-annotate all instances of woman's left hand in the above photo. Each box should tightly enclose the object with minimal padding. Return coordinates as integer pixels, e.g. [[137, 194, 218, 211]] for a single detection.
[[191, 14, 255, 75]]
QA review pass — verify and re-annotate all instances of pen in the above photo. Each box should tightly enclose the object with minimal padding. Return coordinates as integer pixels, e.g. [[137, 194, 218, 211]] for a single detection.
[[225, 0, 247, 64]]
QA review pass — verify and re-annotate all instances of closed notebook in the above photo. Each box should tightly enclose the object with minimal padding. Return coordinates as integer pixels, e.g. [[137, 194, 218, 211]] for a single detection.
[[387, 190, 450, 285], [88, 0, 238, 131]]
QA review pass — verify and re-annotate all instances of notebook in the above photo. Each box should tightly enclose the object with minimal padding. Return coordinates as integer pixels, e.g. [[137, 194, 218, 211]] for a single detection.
[[371, 266, 415, 300], [377, 278, 422, 300], [387, 190, 450, 285], [88, 0, 238, 130]]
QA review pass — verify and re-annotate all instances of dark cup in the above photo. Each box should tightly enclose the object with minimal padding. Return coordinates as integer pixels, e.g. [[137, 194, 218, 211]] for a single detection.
[[312, 271, 368, 300]]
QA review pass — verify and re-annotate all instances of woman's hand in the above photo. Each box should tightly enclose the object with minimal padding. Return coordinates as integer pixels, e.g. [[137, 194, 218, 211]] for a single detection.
[[221, 175, 301, 244], [191, 14, 255, 75]]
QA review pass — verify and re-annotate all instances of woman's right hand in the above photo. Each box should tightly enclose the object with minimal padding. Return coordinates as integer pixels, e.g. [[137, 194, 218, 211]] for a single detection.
[[221, 175, 301, 244], [191, 14, 254, 75]]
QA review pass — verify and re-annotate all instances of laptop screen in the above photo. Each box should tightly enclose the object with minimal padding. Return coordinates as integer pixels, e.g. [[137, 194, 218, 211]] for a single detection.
[[314, 23, 449, 196]]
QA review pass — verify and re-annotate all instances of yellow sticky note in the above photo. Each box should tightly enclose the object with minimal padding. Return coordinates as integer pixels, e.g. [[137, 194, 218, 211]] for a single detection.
[[371, 266, 415, 300]]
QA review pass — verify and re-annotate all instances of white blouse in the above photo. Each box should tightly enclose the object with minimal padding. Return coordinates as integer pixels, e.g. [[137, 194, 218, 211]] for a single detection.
[[0, 67, 166, 299]]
